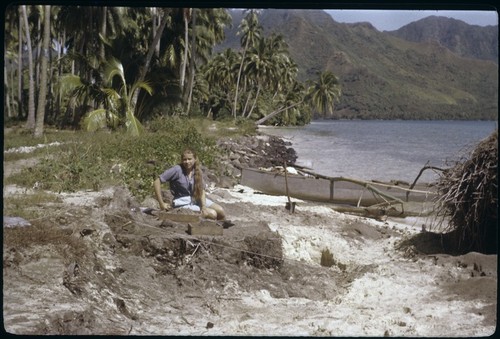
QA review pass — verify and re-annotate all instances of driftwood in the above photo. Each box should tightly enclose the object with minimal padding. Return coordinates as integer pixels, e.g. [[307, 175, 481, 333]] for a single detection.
[[407, 163, 443, 201], [331, 205, 394, 220], [330, 200, 437, 219]]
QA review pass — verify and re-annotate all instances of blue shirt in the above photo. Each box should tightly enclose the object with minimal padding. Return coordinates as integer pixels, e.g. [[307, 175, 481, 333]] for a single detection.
[[159, 165, 199, 199]]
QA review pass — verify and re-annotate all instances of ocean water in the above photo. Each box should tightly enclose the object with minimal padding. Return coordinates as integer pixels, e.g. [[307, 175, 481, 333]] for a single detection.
[[261, 120, 498, 183]]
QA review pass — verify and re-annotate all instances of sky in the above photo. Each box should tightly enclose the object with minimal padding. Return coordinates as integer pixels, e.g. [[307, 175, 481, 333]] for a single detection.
[[325, 10, 498, 31]]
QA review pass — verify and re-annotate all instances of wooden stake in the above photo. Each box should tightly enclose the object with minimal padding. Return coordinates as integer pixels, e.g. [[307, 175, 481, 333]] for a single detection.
[[284, 162, 295, 213]]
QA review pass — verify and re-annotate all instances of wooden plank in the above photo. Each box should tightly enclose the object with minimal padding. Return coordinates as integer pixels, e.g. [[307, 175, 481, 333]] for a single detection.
[[158, 212, 200, 223], [187, 220, 223, 236]]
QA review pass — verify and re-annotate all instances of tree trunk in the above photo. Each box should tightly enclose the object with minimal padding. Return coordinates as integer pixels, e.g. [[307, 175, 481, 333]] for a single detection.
[[232, 38, 249, 118], [153, 8, 161, 57], [254, 101, 302, 125], [17, 7, 23, 118], [56, 29, 64, 126], [35, 16, 41, 90], [246, 82, 261, 118], [185, 9, 197, 115], [4, 66, 11, 119], [180, 8, 191, 89], [99, 7, 107, 61], [241, 89, 252, 117], [21, 5, 36, 130], [34, 5, 50, 137], [130, 9, 168, 111]]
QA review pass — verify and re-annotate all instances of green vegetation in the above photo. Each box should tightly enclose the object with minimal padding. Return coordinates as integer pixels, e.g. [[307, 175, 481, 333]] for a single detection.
[[4, 118, 251, 200], [4, 6, 340, 135], [3, 191, 62, 221]]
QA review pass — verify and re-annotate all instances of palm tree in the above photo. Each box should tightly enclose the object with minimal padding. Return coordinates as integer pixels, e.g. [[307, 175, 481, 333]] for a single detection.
[[34, 5, 51, 137], [67, 57, 152, 136], [243, 34, 288, 118], [232, 9, 261, 118], [255, 81, 307, 126], [203, 48, 238, 116], [194, 8, 231, 64], [129, 8, 168, 112], [306, 71, 342, 117], [185, 8, 231, 115]]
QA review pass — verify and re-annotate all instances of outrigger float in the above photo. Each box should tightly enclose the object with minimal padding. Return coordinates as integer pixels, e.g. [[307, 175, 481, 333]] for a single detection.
[[240, 166, 439, 219]]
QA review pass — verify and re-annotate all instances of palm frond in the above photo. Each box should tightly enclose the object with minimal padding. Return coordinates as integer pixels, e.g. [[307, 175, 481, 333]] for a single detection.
[[125, 110, 144, 137], [81, 108, 119, 132]]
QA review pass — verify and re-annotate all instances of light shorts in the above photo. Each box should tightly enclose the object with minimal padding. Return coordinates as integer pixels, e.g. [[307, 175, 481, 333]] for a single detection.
[[172, 196, 214, 212]]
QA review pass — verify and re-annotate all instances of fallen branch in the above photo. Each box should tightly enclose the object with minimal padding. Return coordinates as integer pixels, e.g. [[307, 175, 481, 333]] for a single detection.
[[407, 163, 444, 201]]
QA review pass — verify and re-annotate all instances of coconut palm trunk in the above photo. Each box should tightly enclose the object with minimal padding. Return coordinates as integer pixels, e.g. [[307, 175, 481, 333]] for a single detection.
[[17, 8, 23, 118], [232, 38, 249, 118], [185, 9, 197, 115], [130, 9, 168, 112], [21, 5, 36, 130], [34, 5, 51, 137], [180, 8, 191, 89]]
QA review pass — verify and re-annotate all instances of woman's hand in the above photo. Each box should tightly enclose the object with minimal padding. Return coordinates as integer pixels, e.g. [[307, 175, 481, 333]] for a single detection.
[[160, 202, 172, 211]]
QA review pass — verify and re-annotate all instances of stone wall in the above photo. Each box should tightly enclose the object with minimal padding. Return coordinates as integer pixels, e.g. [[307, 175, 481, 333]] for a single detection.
[[207, 135, 297, 188]]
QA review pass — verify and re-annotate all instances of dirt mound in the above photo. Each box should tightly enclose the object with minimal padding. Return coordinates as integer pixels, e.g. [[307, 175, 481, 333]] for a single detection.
[[3, 185, 365, 335]]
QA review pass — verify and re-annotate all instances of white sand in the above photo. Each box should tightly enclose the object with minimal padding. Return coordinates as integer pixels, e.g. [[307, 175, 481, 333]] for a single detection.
[[3, 175, 496, 336], [210, 185, 496, 337]]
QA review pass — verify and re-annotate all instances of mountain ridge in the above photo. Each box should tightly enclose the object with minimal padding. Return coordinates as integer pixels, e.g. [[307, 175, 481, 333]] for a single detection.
[[217, 9, 498, 120], [387, 15, 498, 62]]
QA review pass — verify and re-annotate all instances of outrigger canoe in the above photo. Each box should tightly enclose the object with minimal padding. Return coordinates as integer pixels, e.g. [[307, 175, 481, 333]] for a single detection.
[[240, 167, 439, 217]]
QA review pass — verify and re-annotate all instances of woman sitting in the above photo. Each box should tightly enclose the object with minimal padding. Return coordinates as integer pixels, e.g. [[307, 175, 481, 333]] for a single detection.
[[153, 148, 226, 220]]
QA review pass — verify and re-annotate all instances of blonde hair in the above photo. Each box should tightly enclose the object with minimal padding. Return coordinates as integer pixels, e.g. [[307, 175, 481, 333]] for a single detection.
[[180, 148, 203, 203]]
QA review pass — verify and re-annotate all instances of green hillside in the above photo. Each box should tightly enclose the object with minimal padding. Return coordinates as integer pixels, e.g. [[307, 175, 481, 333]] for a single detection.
[[219, 9, 498, 120]]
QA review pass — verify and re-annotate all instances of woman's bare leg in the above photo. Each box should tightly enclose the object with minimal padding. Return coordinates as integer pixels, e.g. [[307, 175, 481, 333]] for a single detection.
[[201, 207, 218, 220], [203, 203, 225, 220]]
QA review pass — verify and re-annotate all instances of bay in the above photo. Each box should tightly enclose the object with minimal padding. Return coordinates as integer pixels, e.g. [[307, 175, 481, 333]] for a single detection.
[[260, 120, 497, 183]]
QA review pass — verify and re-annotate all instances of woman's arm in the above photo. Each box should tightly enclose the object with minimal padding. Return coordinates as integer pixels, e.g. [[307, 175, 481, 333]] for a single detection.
[[199, 189, 207, 210], [154, 177, 171, 210]]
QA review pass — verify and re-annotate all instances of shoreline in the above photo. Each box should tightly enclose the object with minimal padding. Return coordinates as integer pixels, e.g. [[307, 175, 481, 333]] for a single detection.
[[256, 123, 447, 185]]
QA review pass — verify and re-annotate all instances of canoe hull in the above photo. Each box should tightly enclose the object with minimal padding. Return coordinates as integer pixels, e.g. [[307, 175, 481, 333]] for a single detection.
[[240, 168, 435, 207]]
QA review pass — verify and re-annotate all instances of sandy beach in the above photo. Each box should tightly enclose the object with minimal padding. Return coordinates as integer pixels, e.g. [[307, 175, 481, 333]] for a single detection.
[[203, 184, 497, 336], [3, 178, 497, 336]]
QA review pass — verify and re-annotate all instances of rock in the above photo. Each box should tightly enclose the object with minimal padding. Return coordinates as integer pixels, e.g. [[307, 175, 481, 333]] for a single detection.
[[231, 159, 242, 169], [3, 216, 31, 228]]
